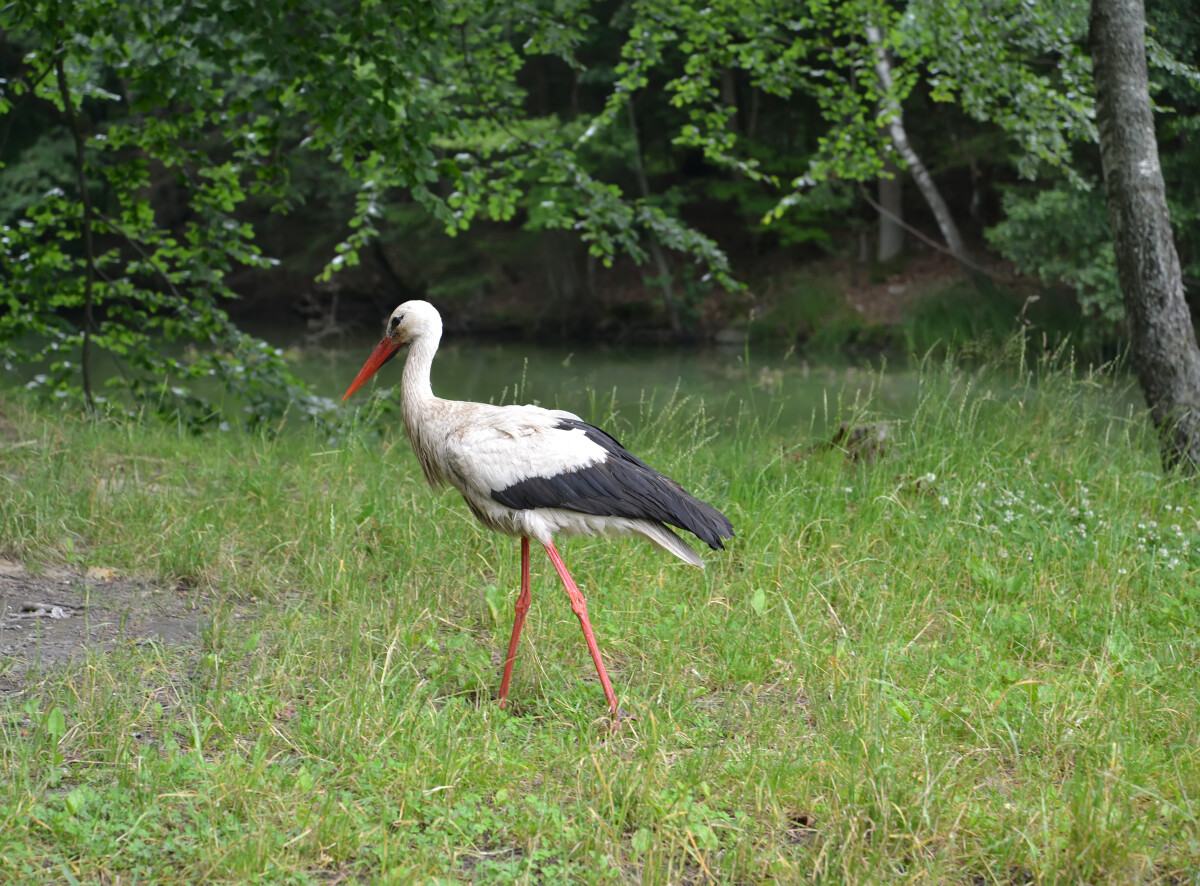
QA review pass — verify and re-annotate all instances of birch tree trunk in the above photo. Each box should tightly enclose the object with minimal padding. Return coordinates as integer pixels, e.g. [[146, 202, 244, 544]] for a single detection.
[[866, 23, 968, 264], [877, 161, 904, 263], [1091, 0, 1200, 472]]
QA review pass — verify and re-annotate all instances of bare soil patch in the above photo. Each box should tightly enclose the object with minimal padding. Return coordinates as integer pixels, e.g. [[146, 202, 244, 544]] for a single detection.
[[0, 559, 209, 694]]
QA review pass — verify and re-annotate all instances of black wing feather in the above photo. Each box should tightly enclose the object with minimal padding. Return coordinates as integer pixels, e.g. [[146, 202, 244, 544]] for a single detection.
[[491, 419, 735, 550]]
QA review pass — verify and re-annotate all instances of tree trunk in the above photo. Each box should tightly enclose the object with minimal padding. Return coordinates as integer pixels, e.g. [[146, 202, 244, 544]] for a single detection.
[[866, 23, 969, 264], [627, 99, 683, 338], [877, 161, 904, 263], [1091, 0, 1200, 472], [57, 55, 96, 413]]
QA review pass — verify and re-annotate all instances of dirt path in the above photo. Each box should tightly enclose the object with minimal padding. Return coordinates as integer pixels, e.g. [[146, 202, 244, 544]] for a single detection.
[[0, 560, 209, 694]]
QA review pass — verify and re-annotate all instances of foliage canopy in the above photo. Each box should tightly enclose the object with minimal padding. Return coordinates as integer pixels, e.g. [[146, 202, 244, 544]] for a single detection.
[[1, 0, 1197, 422]]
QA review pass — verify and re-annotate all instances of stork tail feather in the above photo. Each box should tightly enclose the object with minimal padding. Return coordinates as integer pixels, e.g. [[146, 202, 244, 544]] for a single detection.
[[635, 521, 705, 568]]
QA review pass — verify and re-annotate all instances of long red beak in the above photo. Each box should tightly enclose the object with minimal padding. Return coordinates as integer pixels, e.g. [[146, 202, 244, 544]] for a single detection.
[[342, 337, 403, 400]]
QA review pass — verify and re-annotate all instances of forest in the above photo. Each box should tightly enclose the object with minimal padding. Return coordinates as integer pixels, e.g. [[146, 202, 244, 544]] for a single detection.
[[2, 1, 1198, 413]]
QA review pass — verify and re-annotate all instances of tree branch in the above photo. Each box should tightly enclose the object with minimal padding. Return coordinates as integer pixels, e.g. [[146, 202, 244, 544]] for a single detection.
[[857, 186, 998, 281], [55, 54, 97, 413]]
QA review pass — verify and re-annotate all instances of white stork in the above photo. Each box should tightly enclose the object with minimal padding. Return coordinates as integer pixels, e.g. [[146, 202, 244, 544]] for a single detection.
[[342, 300, 734, 717]]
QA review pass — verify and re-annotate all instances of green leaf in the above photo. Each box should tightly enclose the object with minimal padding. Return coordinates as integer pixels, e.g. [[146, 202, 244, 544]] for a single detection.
[[750, 587, 767, 617], [64, 787, 90, 817], [44, 707, 66, 739]]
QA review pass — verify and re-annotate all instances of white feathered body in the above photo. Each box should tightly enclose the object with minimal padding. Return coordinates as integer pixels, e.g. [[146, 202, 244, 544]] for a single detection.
[[392, 301, 733, 567]]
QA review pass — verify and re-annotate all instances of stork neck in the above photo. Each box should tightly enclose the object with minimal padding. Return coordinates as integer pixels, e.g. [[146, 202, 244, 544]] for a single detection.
[[401, 332, 439, 406]]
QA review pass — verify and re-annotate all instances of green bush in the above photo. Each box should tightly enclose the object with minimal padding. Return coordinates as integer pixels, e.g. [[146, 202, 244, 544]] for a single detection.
[[986, 181, 1123, 328]]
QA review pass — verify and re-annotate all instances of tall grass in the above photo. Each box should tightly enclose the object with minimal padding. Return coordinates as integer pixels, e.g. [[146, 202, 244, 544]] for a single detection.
[[1, 349, 1197, 884]]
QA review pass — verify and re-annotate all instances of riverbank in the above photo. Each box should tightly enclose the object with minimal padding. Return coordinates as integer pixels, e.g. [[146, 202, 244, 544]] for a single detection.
[[229, 233, 1094, 359]]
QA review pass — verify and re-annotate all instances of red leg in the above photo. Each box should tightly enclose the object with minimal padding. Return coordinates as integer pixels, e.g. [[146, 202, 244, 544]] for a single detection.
[[542, 541, 618, 715], [498, 537, 531, 710]]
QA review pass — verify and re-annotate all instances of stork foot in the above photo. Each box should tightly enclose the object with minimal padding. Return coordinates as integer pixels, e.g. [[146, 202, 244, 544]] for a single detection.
[[606, 706, 636, 732]]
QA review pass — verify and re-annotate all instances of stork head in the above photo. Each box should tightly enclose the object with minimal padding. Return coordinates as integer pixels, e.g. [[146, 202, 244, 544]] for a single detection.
[[342, 300, 441, 400]]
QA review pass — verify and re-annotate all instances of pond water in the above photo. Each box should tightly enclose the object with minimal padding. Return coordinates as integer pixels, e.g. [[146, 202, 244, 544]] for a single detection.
[[9, 321, 1136, 439], [283, 325, 921, 438]]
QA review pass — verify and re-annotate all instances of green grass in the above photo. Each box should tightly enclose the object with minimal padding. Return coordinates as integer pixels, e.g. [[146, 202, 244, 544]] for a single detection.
[[1, 351, 1199, 884]]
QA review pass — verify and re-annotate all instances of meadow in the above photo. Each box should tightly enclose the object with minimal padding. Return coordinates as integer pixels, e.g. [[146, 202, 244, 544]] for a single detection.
[[1, 348, 1198, 884]]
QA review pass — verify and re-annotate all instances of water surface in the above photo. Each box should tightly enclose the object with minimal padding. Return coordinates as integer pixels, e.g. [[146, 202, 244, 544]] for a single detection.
[[290, 327, 918, 438]]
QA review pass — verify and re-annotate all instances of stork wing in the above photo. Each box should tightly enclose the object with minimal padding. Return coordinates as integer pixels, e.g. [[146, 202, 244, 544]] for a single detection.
[[444, 407, 733, 551], [441, 405, 607, 498]]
